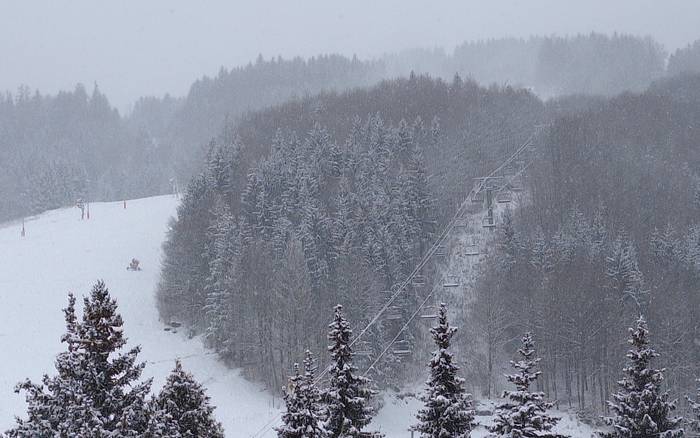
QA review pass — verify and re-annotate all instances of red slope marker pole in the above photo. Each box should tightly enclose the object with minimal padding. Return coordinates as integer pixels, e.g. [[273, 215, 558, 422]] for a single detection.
[[21, 218, 25, 237], [124, 200, 127, 209], [87, 203, 90, 220]]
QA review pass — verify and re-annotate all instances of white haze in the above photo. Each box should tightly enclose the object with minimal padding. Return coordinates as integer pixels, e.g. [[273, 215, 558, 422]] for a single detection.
[[2, 0, 699, 110]]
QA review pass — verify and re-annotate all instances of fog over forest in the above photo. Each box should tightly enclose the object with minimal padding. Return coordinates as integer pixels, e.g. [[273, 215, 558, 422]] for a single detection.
[[3, 0, 700, 109], [2, 2, 700, 438]]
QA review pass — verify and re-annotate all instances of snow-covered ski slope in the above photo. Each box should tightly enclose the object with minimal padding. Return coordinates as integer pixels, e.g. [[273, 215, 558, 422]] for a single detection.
[[0, 196, 279, 436]]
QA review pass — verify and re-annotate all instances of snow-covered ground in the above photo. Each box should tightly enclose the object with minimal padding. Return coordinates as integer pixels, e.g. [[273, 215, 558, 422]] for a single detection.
[[0, 195, 599, 437], [0, 196, 279, 436], [373, 393, 598, 438]]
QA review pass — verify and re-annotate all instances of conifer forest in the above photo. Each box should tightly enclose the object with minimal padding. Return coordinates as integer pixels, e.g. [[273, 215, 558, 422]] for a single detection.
[[2, 2, 700, 437]]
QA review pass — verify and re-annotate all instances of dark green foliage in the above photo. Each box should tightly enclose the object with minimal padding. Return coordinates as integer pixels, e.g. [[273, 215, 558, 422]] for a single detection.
[[8, 281, 151, 437], [323, 305, 376, 438], [489, 333, 564, 438], [276, 350, 326, 438], [416, 304, 475, 438], [150, 361, 225, 438], [603, 317, 684, 438]]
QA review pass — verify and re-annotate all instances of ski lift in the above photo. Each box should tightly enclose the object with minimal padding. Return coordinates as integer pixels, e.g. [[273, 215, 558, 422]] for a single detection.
[[454, 218, 468, 228], [496, 191, 512, 203], [443, 275, 460, 288], [353, 340, 373, 356], [411, 275, 426, 287], [420, 305, 439, 319], [434, 245, 447, 257], [464, 243, 480, 256], [385, 305, 403, 320], [392, 349, 412, 357], [392, 339, 412, 356]]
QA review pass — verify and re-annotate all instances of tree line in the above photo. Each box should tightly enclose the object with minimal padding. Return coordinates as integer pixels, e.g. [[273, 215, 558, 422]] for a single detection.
[[4, 33, 696, 224], [468, 74, 700, 416]]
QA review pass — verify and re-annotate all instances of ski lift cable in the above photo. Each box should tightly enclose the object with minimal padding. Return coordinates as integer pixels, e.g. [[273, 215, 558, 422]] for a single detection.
[[362, 287, 437, 377], [146, 351, 219, 365], [357, 127, 546, 377], [314, 128, 542, 384], [250, 126, 545, 438]]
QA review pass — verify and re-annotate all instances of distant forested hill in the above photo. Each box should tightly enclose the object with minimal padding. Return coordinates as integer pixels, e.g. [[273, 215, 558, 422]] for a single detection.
[[0, 33, 675, 223]]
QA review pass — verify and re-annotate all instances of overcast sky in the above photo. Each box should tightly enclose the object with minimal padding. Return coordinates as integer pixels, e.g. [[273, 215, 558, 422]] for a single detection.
[[2, 0, 699, 111]]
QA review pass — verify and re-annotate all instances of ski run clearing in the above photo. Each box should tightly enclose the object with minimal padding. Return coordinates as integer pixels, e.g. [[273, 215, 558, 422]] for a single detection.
[[0, 195, 598, 437]]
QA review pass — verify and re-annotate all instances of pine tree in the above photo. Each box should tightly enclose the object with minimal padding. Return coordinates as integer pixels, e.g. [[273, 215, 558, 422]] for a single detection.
[[489, 332, 565, 438], [152, 360, 225, 438], [8, 281, 151, 437], [603, 316, 684, 438], [606, 236, 646, 310], [415, 303, 476, 438], [276, 350, 326, 438], [688, 379, 699, 432], [144, 399, 182, 438], [323, 305, 376, 438], [203, 198, 239, 356]]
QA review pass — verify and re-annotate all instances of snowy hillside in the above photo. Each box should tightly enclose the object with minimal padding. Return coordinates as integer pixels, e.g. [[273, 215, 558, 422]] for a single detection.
[[0, 195, 602, 437], [0, 196, 280, 436]]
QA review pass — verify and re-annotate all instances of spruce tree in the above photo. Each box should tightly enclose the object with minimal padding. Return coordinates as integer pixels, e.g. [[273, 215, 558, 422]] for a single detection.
[[8, 281, 151, 437], [489, 332, 565, 438], [689, 379, 700, 432], [603, 316, 684, 438], [323, 305, 376, 438], [144, 399, 181, 438], [152, 360, 225, 438], [415, 303, 476, 438], [276, 350, 326, 438]]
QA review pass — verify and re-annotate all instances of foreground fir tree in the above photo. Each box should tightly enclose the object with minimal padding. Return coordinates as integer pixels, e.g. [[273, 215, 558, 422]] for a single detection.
[[7, 281, 151, 437], [415, 303, 476, 438], [689, 379, 700, 432], [603, 316, 683, 438], [276, 350, 326, 438], [489, 332, 565, 438], [151, 360, 225, 438], [323, 305, 376, 438]]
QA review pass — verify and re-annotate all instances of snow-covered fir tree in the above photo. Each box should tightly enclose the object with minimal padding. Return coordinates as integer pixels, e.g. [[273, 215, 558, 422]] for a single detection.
[[688, 379, 700, 432], [144, 400, 181, 438], [489, 332, 565, 438], [415, 303, 476, 438], [606, 235, 646, 310], [276, 350, 326, 438], [151, 360, 225, 438], [603, 316, 684, 438], [323, 305, 376, 438], [7, 281, 151, 437]]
